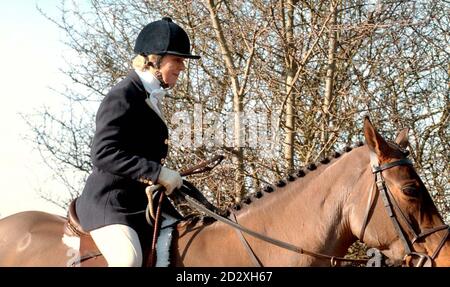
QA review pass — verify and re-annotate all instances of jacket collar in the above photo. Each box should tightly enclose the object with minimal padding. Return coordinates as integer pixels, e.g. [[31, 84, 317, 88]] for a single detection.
[[128, 69, 146, 95], [127, 70, 168, 125], [134, 69, 162, 93]]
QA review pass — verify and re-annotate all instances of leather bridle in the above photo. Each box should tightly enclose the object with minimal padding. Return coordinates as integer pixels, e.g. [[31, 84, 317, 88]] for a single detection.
[[359, 156, 449, 267]]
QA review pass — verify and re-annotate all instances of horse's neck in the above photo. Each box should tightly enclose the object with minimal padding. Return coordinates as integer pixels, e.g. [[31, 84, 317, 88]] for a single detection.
[[176, 147, 368, 266]]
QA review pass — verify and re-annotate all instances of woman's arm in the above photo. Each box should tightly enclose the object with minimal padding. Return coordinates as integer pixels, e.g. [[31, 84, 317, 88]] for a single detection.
[[91, 90, 161, 185]]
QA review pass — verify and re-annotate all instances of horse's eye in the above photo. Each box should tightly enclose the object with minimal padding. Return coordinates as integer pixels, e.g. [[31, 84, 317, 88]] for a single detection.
[[402, 186, 419, 197]]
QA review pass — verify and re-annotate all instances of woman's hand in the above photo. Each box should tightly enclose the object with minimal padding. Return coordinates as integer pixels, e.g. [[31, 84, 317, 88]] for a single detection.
[[157, 167, 183, 195]]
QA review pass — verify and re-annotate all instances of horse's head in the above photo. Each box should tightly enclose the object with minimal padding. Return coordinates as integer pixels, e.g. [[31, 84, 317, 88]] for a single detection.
[[349, 116, 449, 267]]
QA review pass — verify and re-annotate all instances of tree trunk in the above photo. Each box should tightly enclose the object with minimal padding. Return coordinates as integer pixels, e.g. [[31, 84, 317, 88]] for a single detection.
[[321, 0, 338, 148], [283, 0, 298, 173], [206, 0, 245, 201]]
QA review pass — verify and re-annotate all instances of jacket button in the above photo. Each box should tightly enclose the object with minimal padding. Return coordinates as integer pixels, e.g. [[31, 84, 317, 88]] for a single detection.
[[160, 158, 165, 164], [140, 178, 153, 185]]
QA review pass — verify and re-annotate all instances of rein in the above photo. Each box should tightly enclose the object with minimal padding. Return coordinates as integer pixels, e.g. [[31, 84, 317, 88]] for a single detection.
[[148, 155, 368, 266], [178, 190, 369, 266], [145, 155, 224, 267], [145, 155, 224, 223], [180, 155, 225, 176]]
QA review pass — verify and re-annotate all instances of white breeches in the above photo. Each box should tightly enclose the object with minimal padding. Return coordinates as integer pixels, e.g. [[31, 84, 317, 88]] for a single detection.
[[90, 224, 143, 267]]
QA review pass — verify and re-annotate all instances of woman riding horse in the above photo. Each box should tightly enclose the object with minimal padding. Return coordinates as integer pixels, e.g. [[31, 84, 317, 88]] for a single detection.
[[75, 17, 200, 267], [0, 117, 448, 266]]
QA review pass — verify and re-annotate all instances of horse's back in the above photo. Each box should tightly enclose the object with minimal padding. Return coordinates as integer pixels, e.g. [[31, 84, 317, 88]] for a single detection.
[[0, 211, 73, 266]]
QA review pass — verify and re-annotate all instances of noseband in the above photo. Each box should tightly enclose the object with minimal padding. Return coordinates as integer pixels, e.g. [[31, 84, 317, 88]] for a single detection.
[[359, 157, 449, 267]]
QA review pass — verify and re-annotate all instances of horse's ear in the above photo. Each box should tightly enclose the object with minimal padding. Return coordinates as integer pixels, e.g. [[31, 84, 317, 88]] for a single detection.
[[395, 128, 409, 149], [363, 116, 390, 157]]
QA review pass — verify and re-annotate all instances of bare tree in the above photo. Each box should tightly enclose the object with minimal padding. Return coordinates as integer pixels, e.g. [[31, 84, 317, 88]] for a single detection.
[[28, 0, 448, 223]]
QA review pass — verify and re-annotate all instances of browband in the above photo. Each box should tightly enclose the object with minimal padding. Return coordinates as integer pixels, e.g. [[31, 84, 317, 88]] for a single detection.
[[372, 158, 413, 173]]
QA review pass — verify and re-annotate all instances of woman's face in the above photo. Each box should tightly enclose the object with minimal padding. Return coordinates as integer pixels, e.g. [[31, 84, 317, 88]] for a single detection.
[[157, 55, 186, 87]]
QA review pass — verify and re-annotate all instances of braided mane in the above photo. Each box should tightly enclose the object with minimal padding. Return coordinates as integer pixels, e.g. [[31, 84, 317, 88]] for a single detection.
[[229, 142, 366, 212], [182, 142, 367, 225]]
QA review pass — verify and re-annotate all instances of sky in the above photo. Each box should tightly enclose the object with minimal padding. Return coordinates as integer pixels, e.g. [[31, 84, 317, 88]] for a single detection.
[[0, 1, 73, 218]]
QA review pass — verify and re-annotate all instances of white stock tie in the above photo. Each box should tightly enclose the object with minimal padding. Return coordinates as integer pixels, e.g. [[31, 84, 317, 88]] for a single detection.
[[146, 88, 167, 121]]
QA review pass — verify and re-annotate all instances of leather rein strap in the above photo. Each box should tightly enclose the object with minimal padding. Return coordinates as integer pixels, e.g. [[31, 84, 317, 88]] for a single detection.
[[180, 155, 224, 176], [145, 155, 225, 267], [146, 155, 225, 224], [178, 190, 369, 267], [147, 191, 165, 267], [229, 213, 263, 267]]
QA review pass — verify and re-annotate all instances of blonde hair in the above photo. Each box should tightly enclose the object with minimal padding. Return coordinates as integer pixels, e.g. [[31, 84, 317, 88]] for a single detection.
[[132, 54, 162, 72]]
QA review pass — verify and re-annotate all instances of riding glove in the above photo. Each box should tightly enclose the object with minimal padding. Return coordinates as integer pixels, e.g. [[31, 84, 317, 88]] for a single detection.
[[157, 167, 183, 195]]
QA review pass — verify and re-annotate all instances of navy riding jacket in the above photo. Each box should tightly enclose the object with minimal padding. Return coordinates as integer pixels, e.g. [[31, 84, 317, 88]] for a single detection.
[[76, 70, 169, 237]]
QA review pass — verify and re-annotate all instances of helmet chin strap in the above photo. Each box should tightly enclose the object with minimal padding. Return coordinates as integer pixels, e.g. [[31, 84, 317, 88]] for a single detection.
[[154, 70, 169, 89], [144, 55, 169, 89]]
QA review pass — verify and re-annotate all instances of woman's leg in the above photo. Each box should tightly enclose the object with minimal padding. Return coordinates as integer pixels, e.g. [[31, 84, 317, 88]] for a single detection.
[[90, 224, 143, 267]]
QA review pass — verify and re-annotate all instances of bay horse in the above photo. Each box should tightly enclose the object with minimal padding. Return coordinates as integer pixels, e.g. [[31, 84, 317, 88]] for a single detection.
[[0, 117, 448, 266]]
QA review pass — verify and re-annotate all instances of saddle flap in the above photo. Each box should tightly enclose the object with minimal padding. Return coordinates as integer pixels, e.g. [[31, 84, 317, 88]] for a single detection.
[[64, 199, 105, 266], [65, 199, 90, 237]]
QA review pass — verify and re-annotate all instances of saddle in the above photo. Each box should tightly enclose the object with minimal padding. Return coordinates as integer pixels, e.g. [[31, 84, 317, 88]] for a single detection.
[[63, 181, 221, 267], [63, 199, 104, 266], [63, 198, 175, 267]]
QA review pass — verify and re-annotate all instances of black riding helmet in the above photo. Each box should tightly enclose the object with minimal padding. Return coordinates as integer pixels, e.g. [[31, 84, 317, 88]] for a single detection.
[[134, 17, 200, 59]]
